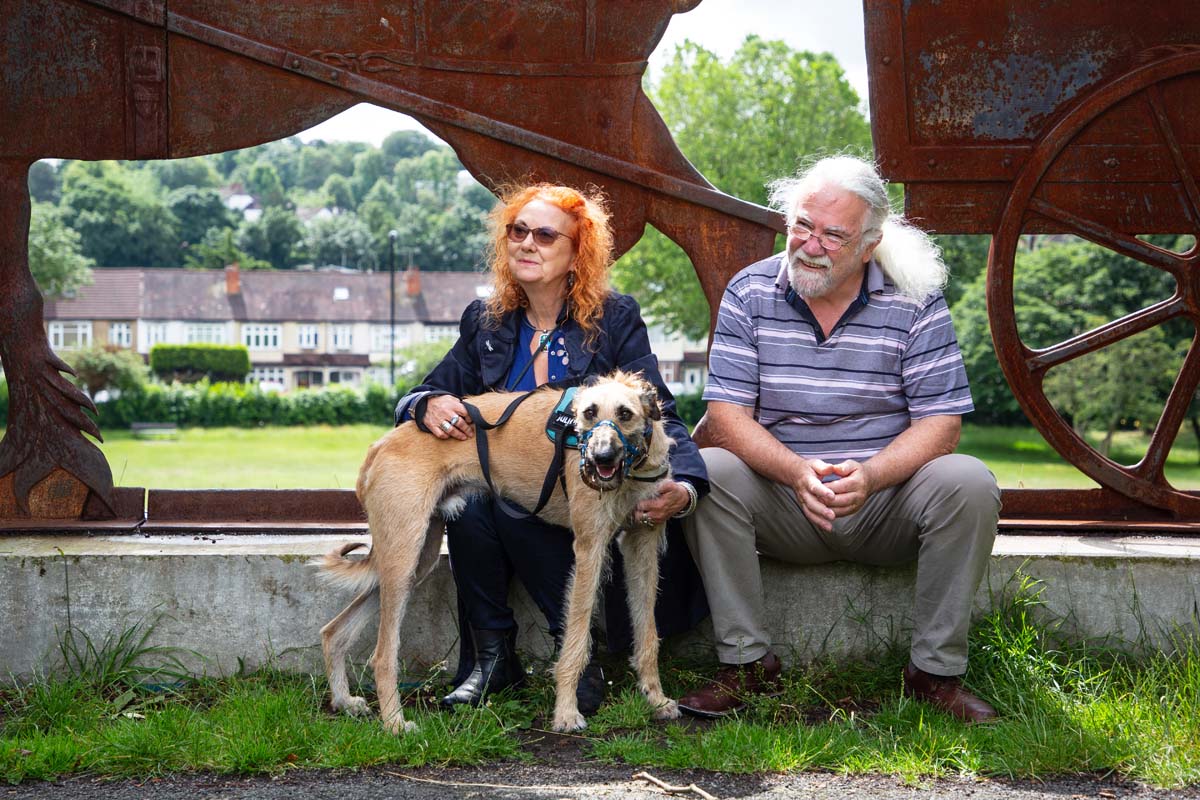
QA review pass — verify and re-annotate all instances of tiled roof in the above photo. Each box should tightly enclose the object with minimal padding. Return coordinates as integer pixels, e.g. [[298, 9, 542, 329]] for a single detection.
[[43, 268, 142, 320], [42, 267, 494, 325]]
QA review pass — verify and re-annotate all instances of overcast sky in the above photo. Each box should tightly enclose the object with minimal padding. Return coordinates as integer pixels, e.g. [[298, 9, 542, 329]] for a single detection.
[[297, 0, 868, 146]]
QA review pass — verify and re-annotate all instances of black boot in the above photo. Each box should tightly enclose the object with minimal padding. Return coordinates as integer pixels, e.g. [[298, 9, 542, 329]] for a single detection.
[[441, 628, 526, 708]]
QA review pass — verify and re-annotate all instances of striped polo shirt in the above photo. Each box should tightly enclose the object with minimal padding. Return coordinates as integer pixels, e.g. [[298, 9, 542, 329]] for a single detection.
[[704, 253, 973, 463]]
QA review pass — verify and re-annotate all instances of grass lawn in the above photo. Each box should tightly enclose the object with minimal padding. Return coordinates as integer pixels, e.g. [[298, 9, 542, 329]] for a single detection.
[[82, 422, 1200, 490], [96, 424, 390, 490], [3, 422, 1198, 490]]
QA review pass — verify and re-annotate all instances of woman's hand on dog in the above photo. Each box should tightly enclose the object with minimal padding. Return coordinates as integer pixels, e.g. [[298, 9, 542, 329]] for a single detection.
[[633, 480, 690, 527], [424, 395, 474, 440]]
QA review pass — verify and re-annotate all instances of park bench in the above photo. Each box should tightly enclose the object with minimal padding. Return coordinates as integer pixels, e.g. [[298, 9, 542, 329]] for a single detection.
[[131, 422, 179, 440]]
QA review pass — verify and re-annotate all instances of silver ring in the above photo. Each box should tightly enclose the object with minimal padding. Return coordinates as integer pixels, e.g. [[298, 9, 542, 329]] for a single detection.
[[440, 420, 453, 432], [449, 414, 461, 426], [642, 514, 653, 527]]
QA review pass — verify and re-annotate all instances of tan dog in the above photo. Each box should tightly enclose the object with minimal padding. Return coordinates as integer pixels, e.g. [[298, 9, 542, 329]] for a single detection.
[[318, 370, 681, 733]]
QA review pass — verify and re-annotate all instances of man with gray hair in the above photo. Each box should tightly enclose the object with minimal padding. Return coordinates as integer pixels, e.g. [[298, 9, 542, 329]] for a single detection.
[[679, 155, 1000, 722]]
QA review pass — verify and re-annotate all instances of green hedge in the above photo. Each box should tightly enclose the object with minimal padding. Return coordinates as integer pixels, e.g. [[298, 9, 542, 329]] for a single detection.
[[94, 380, 398, 429], [149, 344, 252, 383], [672, 390, 704, 428]]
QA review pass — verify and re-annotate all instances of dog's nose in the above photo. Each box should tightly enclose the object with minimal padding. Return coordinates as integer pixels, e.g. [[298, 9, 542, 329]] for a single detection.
[[591, 443, 621, 466]]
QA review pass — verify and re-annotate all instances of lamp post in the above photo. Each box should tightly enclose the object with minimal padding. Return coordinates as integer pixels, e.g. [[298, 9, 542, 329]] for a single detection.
[[388, 229, 398, 388]]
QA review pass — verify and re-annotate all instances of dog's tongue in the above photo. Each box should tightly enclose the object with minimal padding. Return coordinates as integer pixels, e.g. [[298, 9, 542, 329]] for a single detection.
[[597, 464, 618, 479]]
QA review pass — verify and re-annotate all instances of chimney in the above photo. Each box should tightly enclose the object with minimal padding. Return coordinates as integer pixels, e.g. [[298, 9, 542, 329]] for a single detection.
[[225, 263, 241, 295], [405, 264, 420, 297]]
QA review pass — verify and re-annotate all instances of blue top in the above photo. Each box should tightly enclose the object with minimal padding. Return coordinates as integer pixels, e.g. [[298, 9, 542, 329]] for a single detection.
[[506, 314, 569, 391]]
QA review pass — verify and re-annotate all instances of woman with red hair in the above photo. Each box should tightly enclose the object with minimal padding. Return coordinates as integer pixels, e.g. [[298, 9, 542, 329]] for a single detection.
[[395, 183, 708, 713]]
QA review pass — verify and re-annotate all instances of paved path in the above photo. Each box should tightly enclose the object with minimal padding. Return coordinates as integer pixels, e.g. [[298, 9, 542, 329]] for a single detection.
[[6, 764, 1199, 800]]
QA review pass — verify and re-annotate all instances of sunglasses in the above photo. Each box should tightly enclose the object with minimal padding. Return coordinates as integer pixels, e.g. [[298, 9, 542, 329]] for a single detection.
[[506, 222, 575, 247]]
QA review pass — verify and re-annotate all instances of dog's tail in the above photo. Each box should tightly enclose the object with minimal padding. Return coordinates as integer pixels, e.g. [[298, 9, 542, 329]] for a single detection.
[[316, 541, 379, 593]]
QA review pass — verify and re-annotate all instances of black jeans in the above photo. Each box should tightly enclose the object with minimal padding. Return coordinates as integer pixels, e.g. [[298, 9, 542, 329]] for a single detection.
[[446, 494, 710, 684], [447, 494, 574, 638]]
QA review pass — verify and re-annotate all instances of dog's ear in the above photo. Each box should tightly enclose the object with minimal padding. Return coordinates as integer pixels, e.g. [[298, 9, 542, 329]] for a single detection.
[[638, 380, 662, 421], [581, 374, 602, 388]]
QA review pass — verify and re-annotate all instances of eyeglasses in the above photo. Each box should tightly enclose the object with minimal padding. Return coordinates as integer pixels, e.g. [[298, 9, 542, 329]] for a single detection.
[[787, 220, 857, 253], [506, 222, 575, 247]]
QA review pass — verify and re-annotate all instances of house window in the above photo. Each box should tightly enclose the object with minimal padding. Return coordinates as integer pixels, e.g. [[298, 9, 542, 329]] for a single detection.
[[371, 325, 410, 353], [329, 370, 361, 385], [186, 323, 226, 344], [49, 321, 93, 350], [145, 323, 169, 346], [424, 325, 457, 343], [299, 325, 320, 350], [659, 361, 677, 383], [108, 322, 132, 348], [295, 370, 324, 390], [242, 324, 281, 350], [332, 324, 353, 351], [247, 367, 285, 387]]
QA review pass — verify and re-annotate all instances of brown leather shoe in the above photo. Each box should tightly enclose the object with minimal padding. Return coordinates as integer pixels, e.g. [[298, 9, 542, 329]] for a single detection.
[[902, 662, 997, 723], [678, 652, 783, 718]]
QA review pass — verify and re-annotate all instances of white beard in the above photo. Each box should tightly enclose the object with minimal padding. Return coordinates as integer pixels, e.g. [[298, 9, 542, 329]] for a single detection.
[[787, 247, 835, 298]]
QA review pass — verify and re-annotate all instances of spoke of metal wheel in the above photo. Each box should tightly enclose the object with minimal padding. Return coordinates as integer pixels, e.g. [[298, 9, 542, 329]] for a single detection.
[[1030, 198, 1185, 274], [1027, 296, 1188, 373], [1138, 338, 1200, 482], [1145, 84, 1200, 229]]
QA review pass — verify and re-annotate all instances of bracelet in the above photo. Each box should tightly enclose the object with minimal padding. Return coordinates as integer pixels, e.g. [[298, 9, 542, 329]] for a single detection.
[[671, 480, 699, 518]]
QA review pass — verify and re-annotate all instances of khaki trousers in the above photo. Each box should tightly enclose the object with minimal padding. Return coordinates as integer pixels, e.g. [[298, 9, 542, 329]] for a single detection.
[[683, 449, 1000, 676]]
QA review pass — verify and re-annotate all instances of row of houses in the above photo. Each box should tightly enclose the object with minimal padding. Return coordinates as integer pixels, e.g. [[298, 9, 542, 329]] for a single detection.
[[41, 265, 709, 394]]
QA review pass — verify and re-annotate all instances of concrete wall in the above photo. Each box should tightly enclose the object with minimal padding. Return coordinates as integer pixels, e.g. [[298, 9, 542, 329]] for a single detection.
[[2, 533, 1199, 681]]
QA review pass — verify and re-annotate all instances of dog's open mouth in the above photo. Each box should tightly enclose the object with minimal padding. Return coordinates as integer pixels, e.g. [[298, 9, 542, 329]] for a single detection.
[[594, 462, 619, 482], [581, 457, 624, 490]]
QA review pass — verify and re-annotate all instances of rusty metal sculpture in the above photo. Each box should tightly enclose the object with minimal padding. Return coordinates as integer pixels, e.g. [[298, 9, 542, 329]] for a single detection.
[[0, 0, 780, 521], [866, 0, 1200, 517], [7, 0, 1200, 525]]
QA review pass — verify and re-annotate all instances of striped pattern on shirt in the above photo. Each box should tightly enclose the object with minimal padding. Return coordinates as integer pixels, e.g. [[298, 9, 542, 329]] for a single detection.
[[704, 253, 973, 462]]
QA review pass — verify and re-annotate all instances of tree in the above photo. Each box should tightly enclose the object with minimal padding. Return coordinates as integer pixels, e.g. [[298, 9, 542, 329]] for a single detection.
[[1043, 320, 1176, 456], [167, 186, 235, 248], [149, 157, 221, 191], [245, 161, 287, 208], [321, 173, 355, 212], [305, 212, 378, 270], [59, 160, 183, 267], [67, 345, 148, 397], [350, 148, 388, 206], [952, 237, 1179, 427], [236, 206, 305, 269], [382, 129, 437, 165], [297, 146, 337, 190], [184, 228, 270, 271], [611, 36, 872, 336], [28, 160, 61, 203], [28, 201, 94, 298]]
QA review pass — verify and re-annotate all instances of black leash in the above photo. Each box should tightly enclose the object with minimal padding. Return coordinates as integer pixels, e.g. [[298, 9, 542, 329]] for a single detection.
[[464, 385, 573, 520]]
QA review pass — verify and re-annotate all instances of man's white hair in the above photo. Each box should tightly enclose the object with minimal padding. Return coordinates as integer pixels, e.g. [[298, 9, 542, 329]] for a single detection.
[[766, 155, 948, 302]]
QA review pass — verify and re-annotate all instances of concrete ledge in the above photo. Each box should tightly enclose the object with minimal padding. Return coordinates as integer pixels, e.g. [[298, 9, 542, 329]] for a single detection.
[[3, 533, 1200, 681]]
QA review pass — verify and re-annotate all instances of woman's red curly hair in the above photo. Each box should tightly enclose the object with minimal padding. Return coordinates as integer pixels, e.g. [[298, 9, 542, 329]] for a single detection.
[[483, 183, 614, 341]]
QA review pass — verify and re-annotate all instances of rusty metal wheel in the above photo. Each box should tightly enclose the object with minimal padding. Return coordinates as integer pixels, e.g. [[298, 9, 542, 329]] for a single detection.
[[989, 50, 1200, 516]]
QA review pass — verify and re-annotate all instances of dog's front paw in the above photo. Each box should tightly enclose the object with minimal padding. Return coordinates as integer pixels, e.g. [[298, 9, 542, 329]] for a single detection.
[[383, 715, 419, 735], [652, 698, 681, 721], [552, 710, 587, 732], [333, 695, 371, 717]]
